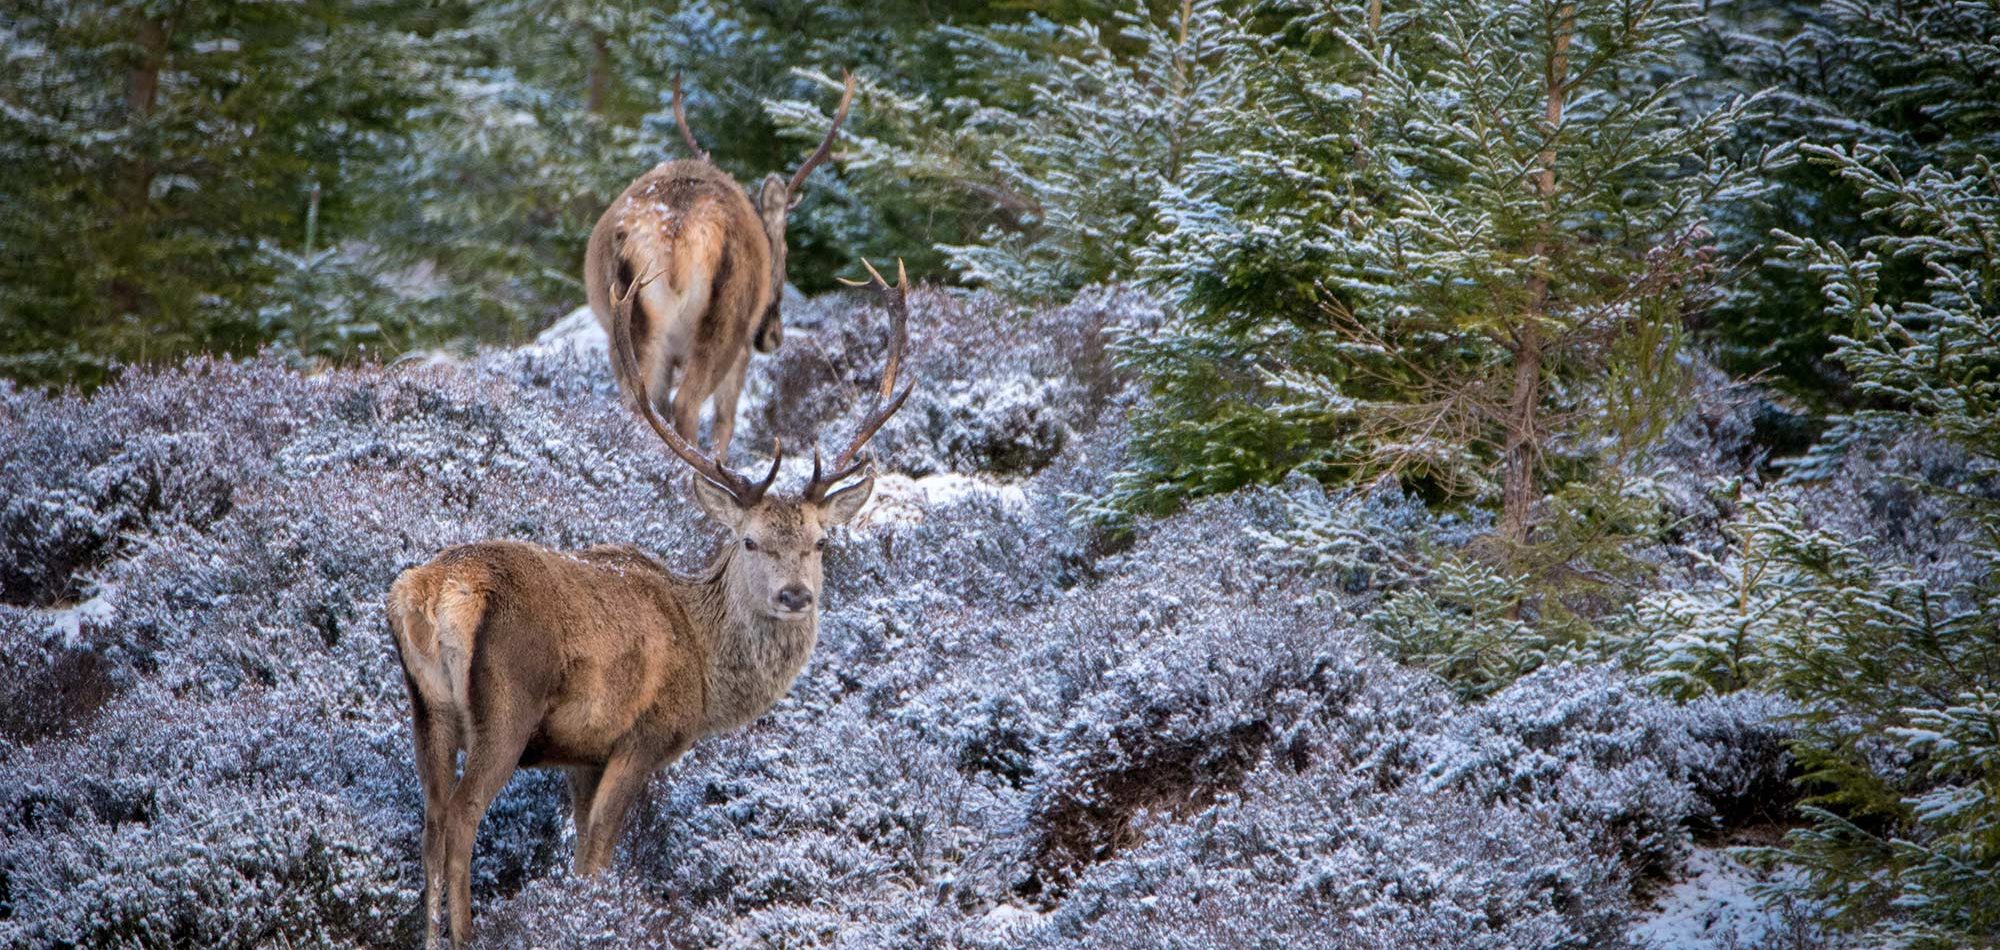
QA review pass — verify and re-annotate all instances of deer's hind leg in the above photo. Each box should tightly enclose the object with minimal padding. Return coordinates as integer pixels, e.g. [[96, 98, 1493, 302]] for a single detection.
[[440, 633, 549, 950], [406, 674, 460, 950], [709, 346, 752, 460], [669, 356, 710, 451], [442, 717, 538, 950]]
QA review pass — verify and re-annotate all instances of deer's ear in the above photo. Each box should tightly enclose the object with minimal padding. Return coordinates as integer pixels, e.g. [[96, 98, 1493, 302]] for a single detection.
[[757, 173, 789, 222], [689, 474, 745, 529], [818, 473, 875, 527]]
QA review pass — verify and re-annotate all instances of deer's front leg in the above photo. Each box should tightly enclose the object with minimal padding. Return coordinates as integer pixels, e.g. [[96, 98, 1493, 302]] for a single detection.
[[565, 766, 603, 872], [576, 736, 690, 875]]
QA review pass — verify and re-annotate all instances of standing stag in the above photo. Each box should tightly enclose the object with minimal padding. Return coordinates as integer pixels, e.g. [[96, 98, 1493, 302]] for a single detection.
[[388, 261, 913, 949], [584, 72, 857, 458]]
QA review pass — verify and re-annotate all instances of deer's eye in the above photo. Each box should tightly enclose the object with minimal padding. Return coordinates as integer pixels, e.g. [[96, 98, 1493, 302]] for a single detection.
[[743, 537, 759, 552], [814, 538, 826, 552]]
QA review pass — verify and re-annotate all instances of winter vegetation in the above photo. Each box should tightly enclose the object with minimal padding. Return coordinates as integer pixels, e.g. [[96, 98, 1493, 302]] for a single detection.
[[4, 0, 1999, 948]]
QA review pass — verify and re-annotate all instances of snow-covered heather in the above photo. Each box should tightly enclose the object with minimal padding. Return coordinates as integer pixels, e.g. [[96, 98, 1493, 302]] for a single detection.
[[2, 288, 1800, 948]]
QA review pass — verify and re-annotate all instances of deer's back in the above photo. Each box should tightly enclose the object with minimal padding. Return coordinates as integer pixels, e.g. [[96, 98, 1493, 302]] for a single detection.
[[387, 540, 711, 765], [585, 160, 771, 371]]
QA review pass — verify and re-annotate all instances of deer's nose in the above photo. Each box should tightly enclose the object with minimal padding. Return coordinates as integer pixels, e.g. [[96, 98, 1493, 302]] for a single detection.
[[774, 585, 814, 612]]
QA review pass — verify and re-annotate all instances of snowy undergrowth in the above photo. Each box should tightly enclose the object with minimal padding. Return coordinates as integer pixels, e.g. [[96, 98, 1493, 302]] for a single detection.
[[1, 287, 1791, 948]]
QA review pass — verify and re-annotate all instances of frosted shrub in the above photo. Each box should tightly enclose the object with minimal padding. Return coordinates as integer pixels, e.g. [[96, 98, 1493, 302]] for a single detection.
[[1027, 663, 1794, 947], [1250, 476, 1445, 592], [8, 788, 414, 948], [1425, 666, 1788, 883], [0, 363, 309, 607], [743, 285, 1154, 478]]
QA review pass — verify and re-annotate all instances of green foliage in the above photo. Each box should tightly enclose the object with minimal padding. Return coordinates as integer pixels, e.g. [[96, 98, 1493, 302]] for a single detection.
[[1613, 490, 2000, 945], [1758, 144, 2000, 946], [1777, 147, 2000, 463], [1694, 0, 2000, 400], [1365, 554, 1561, 698], [0, 0, 1046, 389], [0, 0, 436, 387], [1598, 142, 2000, 945], [1105, 0, 1752, 544], [818, 0, 1248, 299]]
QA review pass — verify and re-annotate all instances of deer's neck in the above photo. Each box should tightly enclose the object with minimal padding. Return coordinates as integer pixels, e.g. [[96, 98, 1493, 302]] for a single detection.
[[691, 544, 818, 735]]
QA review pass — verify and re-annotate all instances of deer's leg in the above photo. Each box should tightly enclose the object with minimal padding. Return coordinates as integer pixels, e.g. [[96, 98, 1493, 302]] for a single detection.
[[709, 347, 751, 460], [565, 765, 604, 871], [405, 674, 460, 950], [670, 360, 715, 454], [575, 736, 689, 876], [442, 715, 536, 950], [660, 352, 692, 422]]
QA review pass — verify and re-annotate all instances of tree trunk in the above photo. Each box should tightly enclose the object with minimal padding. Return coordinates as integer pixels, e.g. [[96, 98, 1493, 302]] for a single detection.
[[1501, 321, 1544, 545], [1500, 1, 1574, 547], [121, 14, 167, 211], [111, 13, 170, 320]]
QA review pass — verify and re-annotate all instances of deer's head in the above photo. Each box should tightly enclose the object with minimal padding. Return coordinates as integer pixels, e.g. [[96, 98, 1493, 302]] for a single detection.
[[674, 74, 857, 355], [688, 467, 872, 618], [609, 258, 912, 620]]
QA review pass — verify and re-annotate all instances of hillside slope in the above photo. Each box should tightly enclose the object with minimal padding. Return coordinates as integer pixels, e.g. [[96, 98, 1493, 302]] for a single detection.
[[2, 288, 1801, 948]]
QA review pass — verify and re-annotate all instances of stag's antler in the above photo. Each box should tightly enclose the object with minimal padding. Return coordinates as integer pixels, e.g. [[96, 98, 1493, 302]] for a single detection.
[[784, 72, 858, 203], [608, 273, 780, 504], [671, 74, 709, 162], [805, 258, 915, 501]]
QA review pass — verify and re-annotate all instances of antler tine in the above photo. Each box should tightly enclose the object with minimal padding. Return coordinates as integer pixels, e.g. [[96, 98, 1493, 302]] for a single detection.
[[785, 71, 858, 198], [806, 259, 916, 500], [749, 440, 784, 500], [608, 273, 779, 504], [672, 73, 708, 161]]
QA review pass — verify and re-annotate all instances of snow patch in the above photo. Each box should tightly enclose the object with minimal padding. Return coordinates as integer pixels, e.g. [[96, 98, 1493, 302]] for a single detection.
[[46, 586, 117, 649], [975, 903, 1045, 941], [526, 305, 606, 358], [1627, 846, 1796, 949], [855, 472, 1028, 528]]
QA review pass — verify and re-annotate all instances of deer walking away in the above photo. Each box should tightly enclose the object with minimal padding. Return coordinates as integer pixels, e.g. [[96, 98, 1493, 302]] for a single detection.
[[584, 73, 857, 459], [388, 262, 914, 949]]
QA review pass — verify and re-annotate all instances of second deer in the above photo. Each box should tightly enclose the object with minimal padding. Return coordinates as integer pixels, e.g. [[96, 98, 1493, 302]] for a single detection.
[[388, 261, 913, 950], [584, 73, 857, 458]]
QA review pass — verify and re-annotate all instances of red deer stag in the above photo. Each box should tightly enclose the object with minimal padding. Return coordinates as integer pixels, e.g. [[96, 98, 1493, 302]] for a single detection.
[[388, 261, 912, 949], [583, 72, 857, 459]]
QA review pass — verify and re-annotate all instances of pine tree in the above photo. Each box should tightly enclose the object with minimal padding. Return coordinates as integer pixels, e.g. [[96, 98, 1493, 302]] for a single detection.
[[1692, 0, 2000, 400], [1600, 146, 2000, 946], [801, 0, 1249, 299], [0, 0, 434, 387], [1114, 0, 1756, 562]]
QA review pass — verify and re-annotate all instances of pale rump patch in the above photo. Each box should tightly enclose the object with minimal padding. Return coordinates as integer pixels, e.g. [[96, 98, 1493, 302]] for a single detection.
[[432, 579, 486, 712], [389, 565, 488, 714]]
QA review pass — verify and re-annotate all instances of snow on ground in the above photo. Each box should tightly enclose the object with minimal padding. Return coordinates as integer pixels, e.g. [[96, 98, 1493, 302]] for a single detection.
[[525, 304, 606, 358], [1628, 846, 1803, 949], [44, 585, 116, 648], [856, 471, 1030, 527]]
